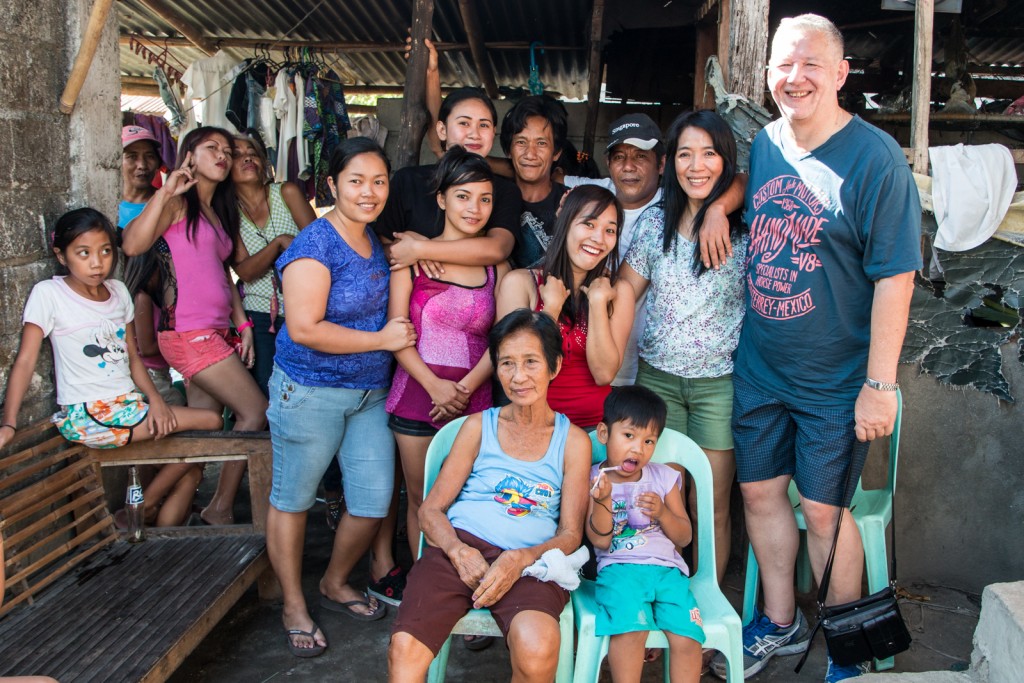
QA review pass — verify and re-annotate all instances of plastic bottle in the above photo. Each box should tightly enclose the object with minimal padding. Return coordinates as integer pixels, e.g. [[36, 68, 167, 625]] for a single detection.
[[125, 466, 146, 543]]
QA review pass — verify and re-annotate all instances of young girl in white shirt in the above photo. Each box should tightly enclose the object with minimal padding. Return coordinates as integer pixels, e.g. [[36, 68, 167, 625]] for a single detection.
[[0, 208, 222, 526]]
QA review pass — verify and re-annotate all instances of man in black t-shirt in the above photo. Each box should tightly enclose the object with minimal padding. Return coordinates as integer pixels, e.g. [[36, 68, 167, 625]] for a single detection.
[[499, 96, 570, 268]]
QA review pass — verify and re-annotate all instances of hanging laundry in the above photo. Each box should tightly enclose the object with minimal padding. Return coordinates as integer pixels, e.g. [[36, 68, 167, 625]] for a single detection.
[[181, 50, 246, 133], [273, 69, 297, 180], [133, 113, 177, 171], [153, 67, 187, 130]]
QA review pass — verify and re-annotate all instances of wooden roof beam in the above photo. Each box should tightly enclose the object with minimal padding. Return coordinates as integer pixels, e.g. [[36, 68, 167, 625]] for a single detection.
[[458, 0, 498, 99], [119, 34, 580, 52], [135, 0, 217, 55]]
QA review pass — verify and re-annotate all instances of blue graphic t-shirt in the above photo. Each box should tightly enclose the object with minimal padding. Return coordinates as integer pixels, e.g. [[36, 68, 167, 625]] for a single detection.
[[274, 217, 392, 389], [447, 408, 568, 550], [734, 116, 922, 407]]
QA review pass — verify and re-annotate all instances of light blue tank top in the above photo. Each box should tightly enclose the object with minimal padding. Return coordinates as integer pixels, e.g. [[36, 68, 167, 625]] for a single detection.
[[447, 407, 569, 550]]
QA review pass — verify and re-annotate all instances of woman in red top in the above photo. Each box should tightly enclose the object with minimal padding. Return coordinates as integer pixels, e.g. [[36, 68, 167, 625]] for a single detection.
[[495, 185, 633, 428]]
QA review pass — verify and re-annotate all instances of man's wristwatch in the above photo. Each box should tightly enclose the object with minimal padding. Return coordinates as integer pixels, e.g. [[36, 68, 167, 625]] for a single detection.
[[864, 377, 899, 391]]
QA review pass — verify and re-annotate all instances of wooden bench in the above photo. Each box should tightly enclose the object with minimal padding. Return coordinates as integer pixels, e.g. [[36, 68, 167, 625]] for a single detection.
[[0, 421, 279, 682]]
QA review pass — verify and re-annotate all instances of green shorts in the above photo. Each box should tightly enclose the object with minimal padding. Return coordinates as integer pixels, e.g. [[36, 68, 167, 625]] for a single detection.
[[636, 359, 734, 451], [594, 563, 705, 643]]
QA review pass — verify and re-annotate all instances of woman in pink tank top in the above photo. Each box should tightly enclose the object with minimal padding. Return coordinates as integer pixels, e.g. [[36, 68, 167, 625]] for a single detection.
[[385, 148, 510, 562], [122, 126, 268, 525], [495, 185, 634, 429]]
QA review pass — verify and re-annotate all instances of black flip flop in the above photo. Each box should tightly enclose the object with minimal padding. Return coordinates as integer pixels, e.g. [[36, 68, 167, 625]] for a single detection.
[[319, 593, 387, 621], [286, 623, 328, 658]]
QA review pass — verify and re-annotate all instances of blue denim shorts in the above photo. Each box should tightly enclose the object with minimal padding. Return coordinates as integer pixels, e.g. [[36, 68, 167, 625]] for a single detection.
[[267, 365, 394, 516], [731, 376, 869, 507]]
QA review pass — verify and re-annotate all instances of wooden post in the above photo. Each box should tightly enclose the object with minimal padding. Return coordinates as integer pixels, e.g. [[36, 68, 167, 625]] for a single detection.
[[136, 0, 217, 55], [58, 0, 115, 114], [717, 0, 731, 89], [582, 0, 606, 160], [910, 0, 934, 174], [693, 7, 718, 109], [458, 0, 498, 99], [724, 0, 769, 105], [395, 0, 435, 171]]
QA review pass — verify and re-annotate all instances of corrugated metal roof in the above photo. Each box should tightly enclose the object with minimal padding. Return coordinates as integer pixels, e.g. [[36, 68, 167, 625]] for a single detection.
[[118, 1, 1024, 106], [118, 0, 594, 99]]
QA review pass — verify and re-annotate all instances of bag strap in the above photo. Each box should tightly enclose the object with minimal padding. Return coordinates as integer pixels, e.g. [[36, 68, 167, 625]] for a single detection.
[[794, 422, 900, 673]]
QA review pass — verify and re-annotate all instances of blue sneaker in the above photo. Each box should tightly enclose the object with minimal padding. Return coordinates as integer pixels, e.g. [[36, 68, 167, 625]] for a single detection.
[[825, 657, 870, 682], [711, 608, 810, 679]]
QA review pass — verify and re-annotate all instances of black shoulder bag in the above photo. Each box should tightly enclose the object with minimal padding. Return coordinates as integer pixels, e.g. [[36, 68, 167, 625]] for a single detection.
[[794, 455, 912, 672]]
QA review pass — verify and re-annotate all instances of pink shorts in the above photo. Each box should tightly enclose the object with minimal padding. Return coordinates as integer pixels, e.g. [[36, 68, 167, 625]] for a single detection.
[[157, 328, 234, 382]]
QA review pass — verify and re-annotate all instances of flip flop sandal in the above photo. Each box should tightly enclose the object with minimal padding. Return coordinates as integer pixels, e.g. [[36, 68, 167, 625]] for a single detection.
[[286, 624, 327, 658], [319, 593, 387, 621]]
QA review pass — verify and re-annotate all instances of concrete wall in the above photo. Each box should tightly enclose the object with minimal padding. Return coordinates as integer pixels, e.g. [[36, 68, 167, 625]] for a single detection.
[[0, 0, 120, 423], [889, 346, 1024, 593]]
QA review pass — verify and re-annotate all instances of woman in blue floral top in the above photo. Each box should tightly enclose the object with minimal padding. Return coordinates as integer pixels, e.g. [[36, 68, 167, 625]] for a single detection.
[[619, 110, 748, 585]]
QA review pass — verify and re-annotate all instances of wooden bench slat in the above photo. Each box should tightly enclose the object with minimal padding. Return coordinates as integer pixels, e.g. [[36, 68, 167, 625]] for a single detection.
[[0, 455, 97, 513], [4, 514, 115, 588], [0, 535, 114, 618], [0, 434, 70, 473], [0, 443, 85, 498], [0, 536, 265, 681], [4, 487, 107, 549], [79, 538, 264, 682]]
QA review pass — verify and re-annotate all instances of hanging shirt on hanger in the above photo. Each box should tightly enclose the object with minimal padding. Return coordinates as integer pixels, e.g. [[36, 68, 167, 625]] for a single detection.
[[181, 50, 245, 133], [274, 69, 296, 179]]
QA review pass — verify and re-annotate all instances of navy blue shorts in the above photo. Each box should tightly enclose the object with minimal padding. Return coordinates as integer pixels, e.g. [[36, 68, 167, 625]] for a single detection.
[[731, 376, 869, 507]]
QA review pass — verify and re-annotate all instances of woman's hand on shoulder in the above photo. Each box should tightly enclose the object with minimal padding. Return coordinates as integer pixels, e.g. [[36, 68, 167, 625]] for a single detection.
[[378, 316, 417, 352], [581, 276, 615, 309], [538, 274, 569, 317]]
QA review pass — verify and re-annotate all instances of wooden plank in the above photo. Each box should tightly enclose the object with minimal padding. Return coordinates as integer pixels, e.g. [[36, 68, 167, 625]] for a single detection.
[[135, 0, 216, 55], [119, 34, 580, 53], [582, 0, 606, 160], [4, 514, 113, 587], [395, 0, 435, 171], [0, 537, 265, 680], [0, 536, 114, 617], [0, 421, 58, 456], [694, 16, 718, 110], [910, 0, 935, 174], [724, 0, 768, 105], [458, 0, 498, 99], [246, 437, 280, 601], [0, 456, 95, 514], [3, 487, 106, 548]]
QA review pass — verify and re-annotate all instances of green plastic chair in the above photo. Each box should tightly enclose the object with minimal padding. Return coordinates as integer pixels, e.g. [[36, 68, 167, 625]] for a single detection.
[[740, 388, 903, 671], [572, 428, 744, 683], [420, 415, 575, 683]]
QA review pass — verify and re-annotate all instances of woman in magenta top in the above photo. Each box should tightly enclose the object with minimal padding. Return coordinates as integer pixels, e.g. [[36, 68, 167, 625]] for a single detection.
[[122, 126, 268, 525], [495, 184, 634, 429], [385, 148, 509, 561]]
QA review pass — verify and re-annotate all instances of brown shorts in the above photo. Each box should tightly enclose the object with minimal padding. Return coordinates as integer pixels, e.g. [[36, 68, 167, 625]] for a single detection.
[[391, 528, 569, 655]]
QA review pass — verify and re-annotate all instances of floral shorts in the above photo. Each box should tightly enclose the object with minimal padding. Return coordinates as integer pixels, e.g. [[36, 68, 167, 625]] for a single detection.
[[53, 391, 149, 449]]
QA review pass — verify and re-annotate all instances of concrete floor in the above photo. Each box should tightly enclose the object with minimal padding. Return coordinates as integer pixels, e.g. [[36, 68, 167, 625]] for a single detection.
[[166, 475, 981, 683]]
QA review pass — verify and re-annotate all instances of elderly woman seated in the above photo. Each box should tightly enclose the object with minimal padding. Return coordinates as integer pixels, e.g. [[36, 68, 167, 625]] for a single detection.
[[388, 309, 591, 683]]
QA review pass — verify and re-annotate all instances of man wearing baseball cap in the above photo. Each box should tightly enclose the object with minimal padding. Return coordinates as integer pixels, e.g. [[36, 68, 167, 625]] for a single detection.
[[120, 125, 163, 229]]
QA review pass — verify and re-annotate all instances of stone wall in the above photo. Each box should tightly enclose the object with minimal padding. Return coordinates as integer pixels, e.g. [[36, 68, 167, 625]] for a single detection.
[[0, 0, 120, 423], [891, 347, 1024, 593]]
